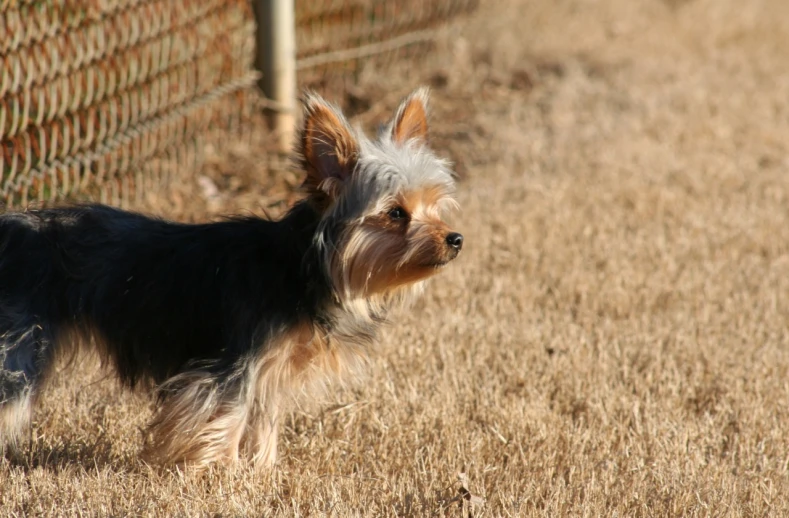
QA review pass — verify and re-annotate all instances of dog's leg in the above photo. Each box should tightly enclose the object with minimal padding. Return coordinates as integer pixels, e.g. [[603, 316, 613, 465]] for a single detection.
[[0, 318, 55, 445], [143, 371, 250, 469], [144, 374, 284, 470], [144, 348, 294, 471], [245, 399, 280, 469]]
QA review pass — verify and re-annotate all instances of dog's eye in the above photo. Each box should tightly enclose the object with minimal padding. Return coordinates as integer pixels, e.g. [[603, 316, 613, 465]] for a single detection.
[[388, 206, 408, 221]]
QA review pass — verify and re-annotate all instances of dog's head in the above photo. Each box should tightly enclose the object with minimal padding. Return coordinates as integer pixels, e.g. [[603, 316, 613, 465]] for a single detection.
[[296, 88, 463, 303]]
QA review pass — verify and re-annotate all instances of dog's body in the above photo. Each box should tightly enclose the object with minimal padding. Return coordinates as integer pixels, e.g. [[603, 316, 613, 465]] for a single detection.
[[0, 88, 462, 469], [0, 204, 322, 389]]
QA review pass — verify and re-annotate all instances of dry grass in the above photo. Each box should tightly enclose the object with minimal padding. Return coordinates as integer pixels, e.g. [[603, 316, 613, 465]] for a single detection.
[[4, 0, 789, 515]]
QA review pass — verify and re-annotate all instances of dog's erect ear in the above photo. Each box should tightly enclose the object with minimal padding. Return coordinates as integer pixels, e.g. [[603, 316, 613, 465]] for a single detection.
[[390, 87, 429, 146], [299, 92, 359, 202]]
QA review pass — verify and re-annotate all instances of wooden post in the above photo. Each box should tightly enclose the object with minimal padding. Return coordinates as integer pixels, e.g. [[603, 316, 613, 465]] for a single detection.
[[254, 0, 297, 152]]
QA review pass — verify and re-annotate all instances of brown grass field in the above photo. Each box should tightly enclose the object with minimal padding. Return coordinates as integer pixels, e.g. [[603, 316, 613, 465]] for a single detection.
[[3, 0, 789, 515]]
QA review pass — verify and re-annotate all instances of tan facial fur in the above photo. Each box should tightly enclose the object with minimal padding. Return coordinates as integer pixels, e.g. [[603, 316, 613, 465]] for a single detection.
[[337, 185, 460, 297]]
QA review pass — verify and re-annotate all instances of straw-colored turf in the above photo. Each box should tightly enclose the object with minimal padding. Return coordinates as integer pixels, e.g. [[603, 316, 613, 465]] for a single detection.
[[3, 0, 789, 515]]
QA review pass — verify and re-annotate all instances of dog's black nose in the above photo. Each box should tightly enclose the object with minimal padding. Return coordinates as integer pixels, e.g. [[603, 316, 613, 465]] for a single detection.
[[446, 232, 464, 251]]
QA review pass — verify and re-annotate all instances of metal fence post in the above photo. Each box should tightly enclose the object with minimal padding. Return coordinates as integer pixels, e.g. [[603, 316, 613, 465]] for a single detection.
[[254, 0, 297, 152]]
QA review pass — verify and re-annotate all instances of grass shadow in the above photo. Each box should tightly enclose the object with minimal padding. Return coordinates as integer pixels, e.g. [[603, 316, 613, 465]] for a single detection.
[[2, 433, 137, 473]]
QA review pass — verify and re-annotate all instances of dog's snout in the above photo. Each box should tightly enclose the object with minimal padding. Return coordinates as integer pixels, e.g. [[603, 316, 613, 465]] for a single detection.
[[445, 232, 463, 251]]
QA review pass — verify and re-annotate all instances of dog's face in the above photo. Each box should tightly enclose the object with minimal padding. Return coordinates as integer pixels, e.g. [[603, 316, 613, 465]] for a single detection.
[[298, 88, 462, 300]]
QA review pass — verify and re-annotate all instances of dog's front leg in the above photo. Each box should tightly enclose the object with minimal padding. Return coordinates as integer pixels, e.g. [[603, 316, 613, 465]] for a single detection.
[[143, 370, 250, 470]]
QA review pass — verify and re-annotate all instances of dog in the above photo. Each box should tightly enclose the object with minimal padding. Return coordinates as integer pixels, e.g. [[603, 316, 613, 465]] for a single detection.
[[0, 88, 463, 470]]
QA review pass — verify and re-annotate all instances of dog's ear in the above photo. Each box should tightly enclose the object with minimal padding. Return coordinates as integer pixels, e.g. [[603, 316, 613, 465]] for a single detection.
[[299, 92, 359, 202], [390, 87, 429, 146]]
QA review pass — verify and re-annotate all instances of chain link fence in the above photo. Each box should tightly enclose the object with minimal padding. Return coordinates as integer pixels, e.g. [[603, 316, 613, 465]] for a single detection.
[[0, 0, 477, 209], [296, 0, 478, 74]]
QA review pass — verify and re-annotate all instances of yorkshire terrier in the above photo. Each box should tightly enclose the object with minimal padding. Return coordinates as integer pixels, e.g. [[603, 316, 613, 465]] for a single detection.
[[0, 88, 463, 469]]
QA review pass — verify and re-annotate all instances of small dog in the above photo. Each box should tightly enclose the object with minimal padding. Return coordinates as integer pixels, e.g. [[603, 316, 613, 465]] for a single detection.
[[0, 88, 462, 469]]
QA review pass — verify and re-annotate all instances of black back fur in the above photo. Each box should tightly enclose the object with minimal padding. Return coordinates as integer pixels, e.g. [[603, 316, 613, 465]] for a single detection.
[[0, 203, 331, 395]]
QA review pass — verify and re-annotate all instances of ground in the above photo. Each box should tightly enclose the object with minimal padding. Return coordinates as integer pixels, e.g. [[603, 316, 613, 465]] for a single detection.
[[3, 0, 789, 515]]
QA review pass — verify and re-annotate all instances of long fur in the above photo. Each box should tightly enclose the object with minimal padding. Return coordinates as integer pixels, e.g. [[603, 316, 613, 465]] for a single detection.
[[0, 87, 462, 469]]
